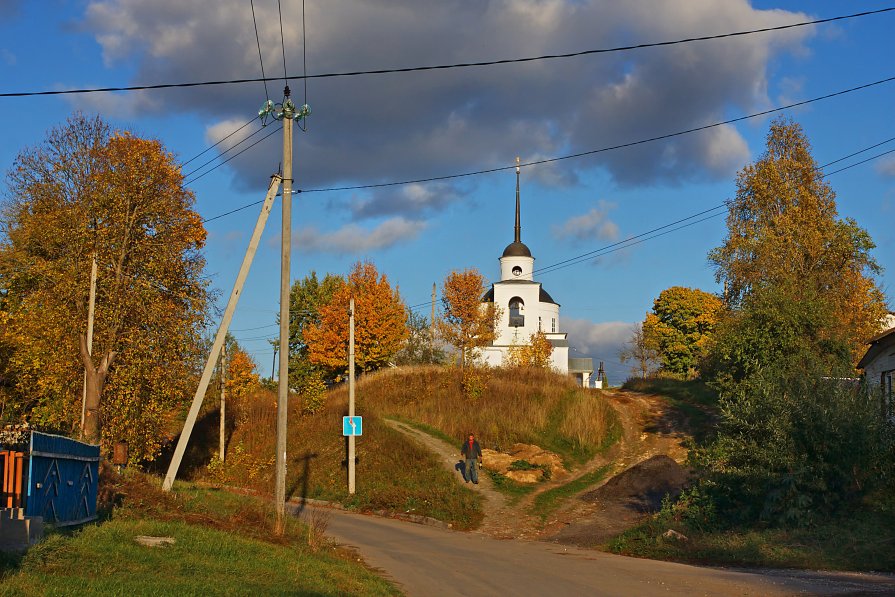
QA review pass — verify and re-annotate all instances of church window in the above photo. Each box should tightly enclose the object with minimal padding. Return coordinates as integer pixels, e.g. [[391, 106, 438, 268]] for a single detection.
[[509, 297, 524, 327], [551, 318, 556, 333], [538, 317, 542, 331]]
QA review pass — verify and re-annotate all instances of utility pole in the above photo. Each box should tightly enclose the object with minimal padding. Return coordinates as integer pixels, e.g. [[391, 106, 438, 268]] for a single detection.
[[219, 343, 227, 462], [80, 254, 98, 436], [162, 175, 282, 491], [431, 282, 436, 338], [348, 297, 356, 495]]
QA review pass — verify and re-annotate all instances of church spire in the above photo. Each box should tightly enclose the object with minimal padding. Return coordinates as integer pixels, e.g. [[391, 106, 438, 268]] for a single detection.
[[514, 156, 521, 243]]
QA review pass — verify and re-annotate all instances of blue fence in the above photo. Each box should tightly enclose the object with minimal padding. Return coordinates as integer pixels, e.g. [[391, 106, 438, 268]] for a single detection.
[[25, 432, 100, 526]]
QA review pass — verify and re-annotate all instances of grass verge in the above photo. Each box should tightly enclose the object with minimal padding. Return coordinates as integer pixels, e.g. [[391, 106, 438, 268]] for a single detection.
[[0, 472, 399, 595], [530, 465, 612, 522], [486, 470, 536, 505], [608, 495, 895, 572]]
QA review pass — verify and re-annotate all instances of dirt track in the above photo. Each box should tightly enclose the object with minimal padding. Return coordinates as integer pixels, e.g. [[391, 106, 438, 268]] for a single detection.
[[386, 389, 697, 543]]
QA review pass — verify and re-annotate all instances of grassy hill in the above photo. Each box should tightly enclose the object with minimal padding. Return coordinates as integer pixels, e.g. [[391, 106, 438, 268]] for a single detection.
[[195, 366, 619, 528]]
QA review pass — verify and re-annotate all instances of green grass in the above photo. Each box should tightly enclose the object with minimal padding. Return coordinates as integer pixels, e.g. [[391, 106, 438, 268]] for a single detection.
[[530, 465, 612, 521], [486, 470, 536, 505], [608, 496, 895, 572], [0, 473, 399, 596]]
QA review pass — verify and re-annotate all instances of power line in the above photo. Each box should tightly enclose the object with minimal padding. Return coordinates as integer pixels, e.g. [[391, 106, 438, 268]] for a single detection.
[[186, 125, 280, 186], [200, 74, 895, 222], [181, 117, 257, 167], [182, 124, 266, 179], [3, 8, 893, 98], [250, 0, 271, 102]]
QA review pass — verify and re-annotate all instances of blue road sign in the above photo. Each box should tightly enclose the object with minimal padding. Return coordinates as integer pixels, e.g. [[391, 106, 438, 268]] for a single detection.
[[342, 416, 363, 437]]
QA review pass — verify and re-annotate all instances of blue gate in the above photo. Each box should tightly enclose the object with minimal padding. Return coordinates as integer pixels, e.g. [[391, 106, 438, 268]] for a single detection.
[[25, 432, 100, 526]]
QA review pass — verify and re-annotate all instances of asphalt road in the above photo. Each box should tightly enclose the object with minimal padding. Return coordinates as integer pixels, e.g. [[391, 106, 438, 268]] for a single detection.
[[294, 505, 895, 597]]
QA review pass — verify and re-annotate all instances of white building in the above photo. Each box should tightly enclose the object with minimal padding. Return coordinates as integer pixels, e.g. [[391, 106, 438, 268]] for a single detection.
[[478, 161, 594, 387]]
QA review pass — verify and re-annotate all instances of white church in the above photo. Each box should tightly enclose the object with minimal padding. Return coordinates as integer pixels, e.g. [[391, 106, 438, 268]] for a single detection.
[[478, 161, 595, 387]]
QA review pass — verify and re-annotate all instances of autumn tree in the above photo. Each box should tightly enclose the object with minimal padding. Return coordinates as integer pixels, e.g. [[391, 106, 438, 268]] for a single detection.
[[394, 309, 446, 366], [641, 287, 723, 378], [0, 114, 208, 457], [304, 261, 408, 377], [437, 269, 501, 368], [619, 322, 659, 379], [709, 117, 886, 364], [286, 271, 344, 387], [506, 331, 554, 368], [225, 346, 260, 399]]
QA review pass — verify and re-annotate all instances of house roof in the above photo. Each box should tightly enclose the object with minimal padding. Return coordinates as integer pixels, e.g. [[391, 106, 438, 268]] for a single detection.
[[857, 326, 895, 369]]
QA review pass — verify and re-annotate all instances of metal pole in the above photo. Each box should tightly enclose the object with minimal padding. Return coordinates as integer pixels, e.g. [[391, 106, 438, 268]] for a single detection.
[[162, 175, 282, 491], [348, 297, 356, 495], [275, 90, 294, 533], [431, 282, 436, 339], [80, 254, 98, 433], [219, 343, 227, 462]]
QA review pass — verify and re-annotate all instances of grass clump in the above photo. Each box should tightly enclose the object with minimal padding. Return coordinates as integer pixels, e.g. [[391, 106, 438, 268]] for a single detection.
[[486, 470, 536, 505], [531, 465, 612, 521]]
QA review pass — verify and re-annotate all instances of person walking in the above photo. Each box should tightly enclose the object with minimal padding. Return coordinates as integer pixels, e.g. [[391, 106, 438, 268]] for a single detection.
[[460, 433, 483, 484]]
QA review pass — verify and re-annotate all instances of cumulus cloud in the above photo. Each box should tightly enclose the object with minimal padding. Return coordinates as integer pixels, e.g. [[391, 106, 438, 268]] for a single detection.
[[554, 201, 619, 242], [350, 182, 468, 219], [564, 318, 636, 382], [79, 0, 811, 195], [295, 217, 426, 254]]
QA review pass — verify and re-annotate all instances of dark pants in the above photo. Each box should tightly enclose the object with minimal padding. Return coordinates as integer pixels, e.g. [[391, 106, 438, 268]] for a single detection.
[[464, 459, 479, 484]]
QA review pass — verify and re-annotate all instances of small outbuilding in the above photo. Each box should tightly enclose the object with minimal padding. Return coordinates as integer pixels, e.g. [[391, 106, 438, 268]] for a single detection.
[[858, 324, 895, 419]]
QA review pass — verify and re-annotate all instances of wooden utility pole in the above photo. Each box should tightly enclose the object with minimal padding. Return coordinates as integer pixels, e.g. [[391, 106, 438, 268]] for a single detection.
[[219, 343, 227, 462], [80, 254, 98, 436], [348, 297, 356, 495], [162, 175, 282, 491]]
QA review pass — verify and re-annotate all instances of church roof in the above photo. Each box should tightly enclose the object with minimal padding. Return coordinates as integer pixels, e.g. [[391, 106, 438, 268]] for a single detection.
[[481, 284, 559, 306], [501, 241, 532, 258]]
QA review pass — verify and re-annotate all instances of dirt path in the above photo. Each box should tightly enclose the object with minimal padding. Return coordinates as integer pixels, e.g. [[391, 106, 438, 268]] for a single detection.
[[383, 419, 547, 538], [385, 389, 695, 542]]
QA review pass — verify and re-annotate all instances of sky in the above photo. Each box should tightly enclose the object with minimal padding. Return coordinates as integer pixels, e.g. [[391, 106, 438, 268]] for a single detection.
[[1, 0, 894, 383]]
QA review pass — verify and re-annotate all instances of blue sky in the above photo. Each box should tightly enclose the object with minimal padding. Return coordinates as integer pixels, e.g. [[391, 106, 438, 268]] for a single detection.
[[2, 1, 893, 382]]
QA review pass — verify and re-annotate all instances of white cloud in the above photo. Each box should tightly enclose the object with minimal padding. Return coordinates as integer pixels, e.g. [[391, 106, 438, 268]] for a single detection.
[[554, 201, 619, 242], [294, 217, 426, 254], [876, 156, 895, 178], [80, 0, 812, 195], [564, 318, 636, 383]]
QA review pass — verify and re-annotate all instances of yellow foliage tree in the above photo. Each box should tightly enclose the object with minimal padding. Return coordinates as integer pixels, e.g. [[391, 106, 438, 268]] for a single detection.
[[641, 286, 723, 378], [225, 348, 260, 399], [436, 269, 501, 368], [304, 261, 408, 376], [0, 114, 208, 459], [506, 331, 554, 368], [709, 117, 887, 363]]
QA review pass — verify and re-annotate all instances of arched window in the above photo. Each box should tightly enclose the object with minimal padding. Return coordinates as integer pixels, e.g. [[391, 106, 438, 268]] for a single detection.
[[509, 297, 524, 327]]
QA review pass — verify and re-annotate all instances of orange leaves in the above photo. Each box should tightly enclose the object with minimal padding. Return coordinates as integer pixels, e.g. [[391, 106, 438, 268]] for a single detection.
[[226, 348, 261, 399], [437, 268, 500, 367], [305, 261, 408, 375]]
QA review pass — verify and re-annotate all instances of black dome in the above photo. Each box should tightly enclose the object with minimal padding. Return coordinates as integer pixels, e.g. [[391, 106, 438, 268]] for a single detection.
[[501, 241, 532, 258]]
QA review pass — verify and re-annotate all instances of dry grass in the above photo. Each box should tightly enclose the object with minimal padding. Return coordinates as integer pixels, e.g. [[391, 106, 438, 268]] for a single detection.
[[343, 365, 619, 465]]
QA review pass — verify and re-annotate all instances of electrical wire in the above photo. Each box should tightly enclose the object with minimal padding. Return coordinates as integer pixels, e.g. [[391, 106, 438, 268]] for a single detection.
[[278, 0, 288, 85], [181, 117, 257, 167], [185, 125, 280, 186], [251, 0, 271, 101], [200, 74, 895, 222], [182, 124, 265, 179], [3, 8, 892, 98]]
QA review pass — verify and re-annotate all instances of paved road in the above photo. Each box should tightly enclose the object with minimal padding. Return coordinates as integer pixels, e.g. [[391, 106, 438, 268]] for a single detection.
[[294, 505, 895, 597]]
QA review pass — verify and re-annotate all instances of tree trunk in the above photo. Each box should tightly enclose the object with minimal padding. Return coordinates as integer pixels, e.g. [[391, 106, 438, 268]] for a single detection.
[[80, 333, 115, 444]]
